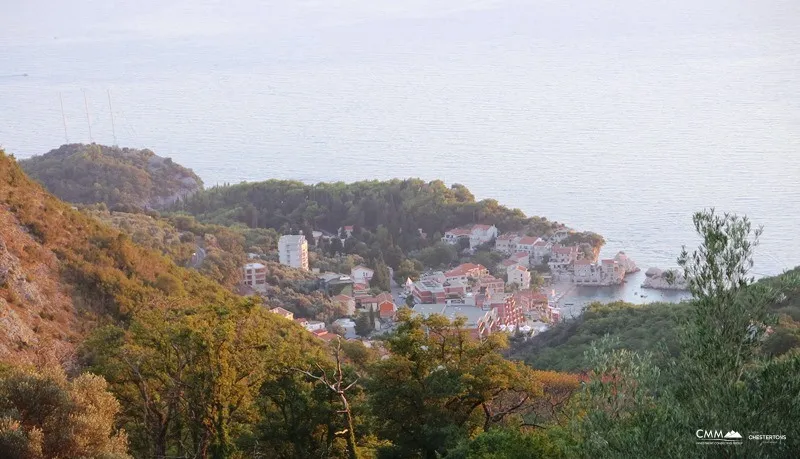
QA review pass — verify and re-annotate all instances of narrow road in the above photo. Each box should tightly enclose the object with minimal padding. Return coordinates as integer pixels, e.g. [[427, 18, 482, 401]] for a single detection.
[[190, 245, 206, 268]]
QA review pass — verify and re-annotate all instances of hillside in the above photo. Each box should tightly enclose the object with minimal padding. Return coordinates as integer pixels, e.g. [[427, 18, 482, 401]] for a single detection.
[[0, 149, 280, 365], [20, 143, 203, 209], [511, 267, 800, 372]]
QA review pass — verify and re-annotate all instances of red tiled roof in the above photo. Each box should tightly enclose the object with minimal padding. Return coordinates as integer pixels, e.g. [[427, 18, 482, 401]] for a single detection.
[[574, 259, 591, 266], [533, 241, 548, 247], [447, 228, 471, 236], [517, 236, 538, 245], [510, 265, 527, 272], [445, 263, 486, 277], [601, 259, 616, 265], [472, 224, 493, 231], [333, 294, 353, 303], [501, 259, 518, 267], [294, 318, 308, 325], [379, 302, 396, 317], [511, 252, 529, 259], [375, 292, 394, 303], [497, 233, 518, 241]]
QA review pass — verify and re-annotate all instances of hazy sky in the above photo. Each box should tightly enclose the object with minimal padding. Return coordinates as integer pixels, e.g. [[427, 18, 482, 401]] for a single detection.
[[4, 0, 799, 47]]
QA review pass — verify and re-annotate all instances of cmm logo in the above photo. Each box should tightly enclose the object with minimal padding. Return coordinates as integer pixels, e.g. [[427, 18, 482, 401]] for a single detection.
[[696, 430, 743, 445]]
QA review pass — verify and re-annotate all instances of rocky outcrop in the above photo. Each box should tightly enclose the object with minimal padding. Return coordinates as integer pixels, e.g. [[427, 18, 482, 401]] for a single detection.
[[642, 267, 689, 290], [614, 251, 640, 274]]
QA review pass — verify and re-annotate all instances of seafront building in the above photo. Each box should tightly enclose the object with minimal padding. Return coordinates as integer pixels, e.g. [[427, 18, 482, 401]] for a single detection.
[[278, 234, 309, 271]]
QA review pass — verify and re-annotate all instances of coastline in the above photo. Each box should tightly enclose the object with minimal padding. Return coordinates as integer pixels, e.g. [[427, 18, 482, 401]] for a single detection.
[[553, 271, 693, 319]]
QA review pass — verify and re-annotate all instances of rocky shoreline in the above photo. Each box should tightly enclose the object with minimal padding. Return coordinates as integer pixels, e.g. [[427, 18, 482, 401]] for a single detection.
[[641, 267, 689, 290]]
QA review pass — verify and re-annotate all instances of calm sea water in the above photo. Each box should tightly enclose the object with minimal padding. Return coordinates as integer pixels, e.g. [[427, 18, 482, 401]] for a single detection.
[[2, 0, 799, 301]]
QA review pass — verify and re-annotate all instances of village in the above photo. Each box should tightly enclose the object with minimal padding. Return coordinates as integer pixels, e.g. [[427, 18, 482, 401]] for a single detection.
[[240, 223, 641, 343]]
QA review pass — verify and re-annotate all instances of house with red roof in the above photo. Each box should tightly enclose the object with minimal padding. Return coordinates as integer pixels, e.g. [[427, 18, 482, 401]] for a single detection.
[[514, 236, 542, 256], [477, 275, 505, 296], [332, 294, 356, 316], [378, 295, 397, 320], [507, 265, 531, 290], [495, 233, 522, 254], [444, 263, 489, 284]]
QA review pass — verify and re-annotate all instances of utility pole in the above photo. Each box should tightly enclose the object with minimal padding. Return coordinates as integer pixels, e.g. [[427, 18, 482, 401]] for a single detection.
[[59, 92, 69, 143], [107, 89, 117, 145], [82, 89, 93, 142]]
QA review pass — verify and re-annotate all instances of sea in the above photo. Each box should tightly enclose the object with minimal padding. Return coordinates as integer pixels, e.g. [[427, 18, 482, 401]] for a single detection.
[[2, 0, 799, 308]]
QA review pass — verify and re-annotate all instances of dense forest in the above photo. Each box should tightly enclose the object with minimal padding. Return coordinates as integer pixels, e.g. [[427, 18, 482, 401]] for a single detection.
[[20, 144, 203, 209], [2, 149, 800, 458], [174, 179, 568, 252]]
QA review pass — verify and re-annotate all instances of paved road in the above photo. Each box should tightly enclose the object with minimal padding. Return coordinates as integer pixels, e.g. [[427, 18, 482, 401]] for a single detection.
[[190, 246, 206, 268]]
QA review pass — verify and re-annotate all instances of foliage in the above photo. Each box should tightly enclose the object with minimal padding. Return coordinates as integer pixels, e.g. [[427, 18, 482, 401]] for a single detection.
[[84, 298, 324, 459], [20, 144, 202, 209], [559, 231, 605, 251], [509, 301, 689, 372], [556, 210, 800, 457], [367, 310, 546, 458], [0, 150, 231, 364], [447, 428, 566, 459], [369, 259, 391, 292], [174, 179, 565, 270], [0, 365, 130, 459]]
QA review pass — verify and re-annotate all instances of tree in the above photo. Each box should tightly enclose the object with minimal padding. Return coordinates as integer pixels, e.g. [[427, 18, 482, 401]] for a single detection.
[[86, 298, 317, 459], [370, 259, 391, 292], [0, 366, 130, 459], [355, 312, 373, 337], [368, 310, 544, 458], [393, 258, 421, 285], [293, 339, 361, 459], [330, 237, 344, 256]]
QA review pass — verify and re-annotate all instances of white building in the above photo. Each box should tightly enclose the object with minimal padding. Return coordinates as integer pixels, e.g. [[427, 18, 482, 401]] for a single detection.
[[303, 320, 327, 332], [532, 240, 551, 264], [513, 236, 541, 256], [548, 245, 578, 271], [278, 234, 309, 270], [242, 262, 267, 293], [507, 265, 531, 290], [351, 265, 375, 284], [494, 233, 521, 254], [442, 224, 498, 250], [573, 259, 625, 285]]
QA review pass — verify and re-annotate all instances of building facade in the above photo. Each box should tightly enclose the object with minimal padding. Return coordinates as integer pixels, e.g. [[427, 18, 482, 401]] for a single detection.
[[242, 262, 267, 293], [278, 234, 309, 270]]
